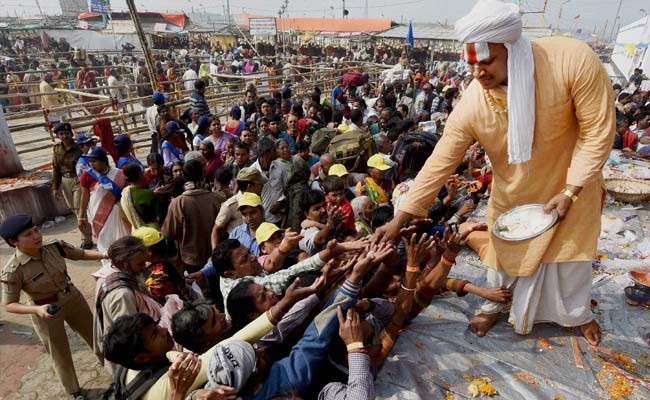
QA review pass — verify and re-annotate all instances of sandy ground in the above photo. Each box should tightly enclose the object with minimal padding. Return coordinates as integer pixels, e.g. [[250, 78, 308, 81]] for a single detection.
[[0, 217, 112, 400]]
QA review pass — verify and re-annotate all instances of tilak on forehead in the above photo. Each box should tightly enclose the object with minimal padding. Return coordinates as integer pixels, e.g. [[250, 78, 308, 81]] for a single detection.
[[463, 42, 491, 65], [455, 0, 536, 165]]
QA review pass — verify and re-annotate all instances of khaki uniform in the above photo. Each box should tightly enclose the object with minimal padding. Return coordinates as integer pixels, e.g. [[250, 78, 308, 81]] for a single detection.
[[52, 143, 92, 246], [1, 240, 96, 394]]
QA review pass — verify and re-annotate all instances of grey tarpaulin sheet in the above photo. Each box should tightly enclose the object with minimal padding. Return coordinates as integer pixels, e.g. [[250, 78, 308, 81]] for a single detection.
[[375, 250, 650, 400]]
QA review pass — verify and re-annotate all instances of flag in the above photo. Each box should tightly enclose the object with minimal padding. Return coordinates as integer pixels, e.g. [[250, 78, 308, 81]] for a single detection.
[[406, 21, 414, 48]]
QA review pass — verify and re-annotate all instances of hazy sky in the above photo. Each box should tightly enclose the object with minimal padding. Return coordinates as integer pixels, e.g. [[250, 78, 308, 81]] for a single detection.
[[3, 0, 648, 36]]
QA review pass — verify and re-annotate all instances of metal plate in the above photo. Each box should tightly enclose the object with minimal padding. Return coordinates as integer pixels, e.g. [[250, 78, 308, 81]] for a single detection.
[[492, 204, 559, 241], [630, 271, 650, 289]]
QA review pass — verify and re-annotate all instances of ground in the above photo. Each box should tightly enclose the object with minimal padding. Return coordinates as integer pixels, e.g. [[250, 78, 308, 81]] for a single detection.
[[0, 217, 112, 400]]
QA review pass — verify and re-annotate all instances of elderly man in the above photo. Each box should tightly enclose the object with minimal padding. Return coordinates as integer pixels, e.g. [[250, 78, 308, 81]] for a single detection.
[[375, 0, 614, 345]]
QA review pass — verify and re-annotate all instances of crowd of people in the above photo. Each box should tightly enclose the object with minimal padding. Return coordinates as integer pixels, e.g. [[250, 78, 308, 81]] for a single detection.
[[1, 31, 469, 116], [1, 43, 504, 399], [2, 0, 649, 399]]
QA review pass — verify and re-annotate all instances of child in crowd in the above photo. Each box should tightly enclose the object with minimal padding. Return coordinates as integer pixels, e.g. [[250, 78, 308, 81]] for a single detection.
[[132, 226, 191, 303], [255, 223, 305, 273], [299, 190, 345, 256], [322, 176, 355, 231]]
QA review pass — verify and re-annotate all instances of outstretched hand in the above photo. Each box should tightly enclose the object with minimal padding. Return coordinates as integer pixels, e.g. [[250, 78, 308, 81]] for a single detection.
[[279, 228, 303, 252], [284, 276, 325, 304], [169, 352, 202, 399], [402, 233, 436, 268]]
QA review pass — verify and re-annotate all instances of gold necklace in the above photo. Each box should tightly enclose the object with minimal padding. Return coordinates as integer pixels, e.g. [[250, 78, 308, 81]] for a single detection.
[[483, 89, 507, 114]]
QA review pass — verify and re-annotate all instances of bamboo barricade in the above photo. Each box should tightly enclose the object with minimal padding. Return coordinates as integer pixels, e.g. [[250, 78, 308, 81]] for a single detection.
[[0, 59, 380, 92], [7, 64, 385, 169]]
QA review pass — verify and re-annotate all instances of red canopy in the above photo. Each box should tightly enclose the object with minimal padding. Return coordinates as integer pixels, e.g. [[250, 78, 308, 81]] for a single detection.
[[162, 13, 186, 29]]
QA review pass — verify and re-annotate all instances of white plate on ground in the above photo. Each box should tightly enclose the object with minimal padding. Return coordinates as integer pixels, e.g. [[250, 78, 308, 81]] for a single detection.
[[493, 204, 559, 241]]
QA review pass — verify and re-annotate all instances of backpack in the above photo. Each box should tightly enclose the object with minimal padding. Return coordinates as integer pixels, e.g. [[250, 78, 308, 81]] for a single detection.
[[327, 129, 377, 172], [393, 131, 439, 182], [101, 364, 170, 400], [310, 127, 337, 155]]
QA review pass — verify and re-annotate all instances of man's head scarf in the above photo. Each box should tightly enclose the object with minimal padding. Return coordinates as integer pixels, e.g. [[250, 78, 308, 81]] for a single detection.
[[456, 0, 535, 164]]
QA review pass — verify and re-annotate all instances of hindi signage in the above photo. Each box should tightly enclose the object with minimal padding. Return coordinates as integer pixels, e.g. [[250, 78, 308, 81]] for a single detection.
[[249, 18, 277, 36]]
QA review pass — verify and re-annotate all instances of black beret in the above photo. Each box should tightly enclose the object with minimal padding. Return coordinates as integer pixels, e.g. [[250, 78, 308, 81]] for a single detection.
[[0, 214, 34, 244], [53, 122, 72, 133]]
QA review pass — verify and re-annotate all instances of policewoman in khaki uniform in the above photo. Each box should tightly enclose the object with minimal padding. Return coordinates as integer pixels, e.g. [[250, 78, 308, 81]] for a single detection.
[[1, 214, 107, 400], [51, 122, 93, 249]]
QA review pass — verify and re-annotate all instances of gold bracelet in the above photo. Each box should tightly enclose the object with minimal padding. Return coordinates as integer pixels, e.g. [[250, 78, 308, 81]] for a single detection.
[[561, 189, 578, 203], [267, 308, 279, 325], [406, 265, 420, 273], [346, 342, 365, 351]]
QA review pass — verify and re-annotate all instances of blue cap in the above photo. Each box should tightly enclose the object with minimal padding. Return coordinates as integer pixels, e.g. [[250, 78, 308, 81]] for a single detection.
[[114, 133, 131, 146], [165, 120, 182, 133], [53, 122, 72, 133], [75, 133, 95, 145], [152, 92, 168, 104], [0, 214, 34, 245], [197, 115, 211, 130], [86, 146, 108, 159]]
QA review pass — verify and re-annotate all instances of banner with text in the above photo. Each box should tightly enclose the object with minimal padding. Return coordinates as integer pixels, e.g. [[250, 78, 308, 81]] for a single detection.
[[249, 18, 277, 36]]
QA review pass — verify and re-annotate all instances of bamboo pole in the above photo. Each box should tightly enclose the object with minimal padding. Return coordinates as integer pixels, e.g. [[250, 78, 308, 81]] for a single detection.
[[126, 0, 158, 93], [54, 88, 110, 100]]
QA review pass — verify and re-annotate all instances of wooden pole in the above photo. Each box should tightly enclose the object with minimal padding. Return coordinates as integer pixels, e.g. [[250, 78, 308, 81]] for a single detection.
[[125, 0, 158, 93]]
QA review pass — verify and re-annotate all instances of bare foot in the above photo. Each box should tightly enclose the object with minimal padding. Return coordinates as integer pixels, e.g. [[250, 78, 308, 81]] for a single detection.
[[579, 320, 601, 346], [475, 286, 512, 304], [469, 313, 501, 337]]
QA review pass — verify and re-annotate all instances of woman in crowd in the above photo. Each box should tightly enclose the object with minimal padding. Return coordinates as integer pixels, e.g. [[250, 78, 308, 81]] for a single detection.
[[78, 147, 131, 257], [224, 106, 246, 136], [93, 236, 183, 365], [275, 138, 293, 178], [205, 116, 236, 153], [121, 163, 160, 231], [351, 195, 375, 237]]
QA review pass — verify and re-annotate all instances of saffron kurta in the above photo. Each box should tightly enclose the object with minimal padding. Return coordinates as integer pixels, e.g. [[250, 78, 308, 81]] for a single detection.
[[400, 37, 615, 276]]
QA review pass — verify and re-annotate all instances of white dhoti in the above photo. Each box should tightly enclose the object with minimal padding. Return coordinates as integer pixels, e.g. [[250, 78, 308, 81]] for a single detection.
[[478, 262, 594, 334]]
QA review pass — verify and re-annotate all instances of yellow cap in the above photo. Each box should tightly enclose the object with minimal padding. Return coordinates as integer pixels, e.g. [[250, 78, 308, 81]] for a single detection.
[[238, 192, 263, 209], [255, 222, 282, 245], [328, 164, 349, 177], [367, 154, 391, 171], [132, 226, 164, 247]]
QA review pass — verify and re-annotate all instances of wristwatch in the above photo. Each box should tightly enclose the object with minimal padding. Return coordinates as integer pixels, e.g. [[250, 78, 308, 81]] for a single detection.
[[561, 189, 578, 203]]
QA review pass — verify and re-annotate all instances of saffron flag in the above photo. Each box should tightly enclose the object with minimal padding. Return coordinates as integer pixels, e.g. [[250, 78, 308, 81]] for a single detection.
[[406, 21, 414, 48]]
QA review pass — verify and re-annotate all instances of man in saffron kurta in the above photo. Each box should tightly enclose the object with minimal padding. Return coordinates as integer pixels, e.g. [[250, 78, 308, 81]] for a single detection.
[[374, 2, 614, 345]]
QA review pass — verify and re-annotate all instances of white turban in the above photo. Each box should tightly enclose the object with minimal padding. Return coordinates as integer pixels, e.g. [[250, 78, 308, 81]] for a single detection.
[[455, 0, 535, 165]]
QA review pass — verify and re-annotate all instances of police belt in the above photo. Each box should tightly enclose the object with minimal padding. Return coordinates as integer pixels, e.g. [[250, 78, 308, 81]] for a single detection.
[[33, 284, 73, 305]]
